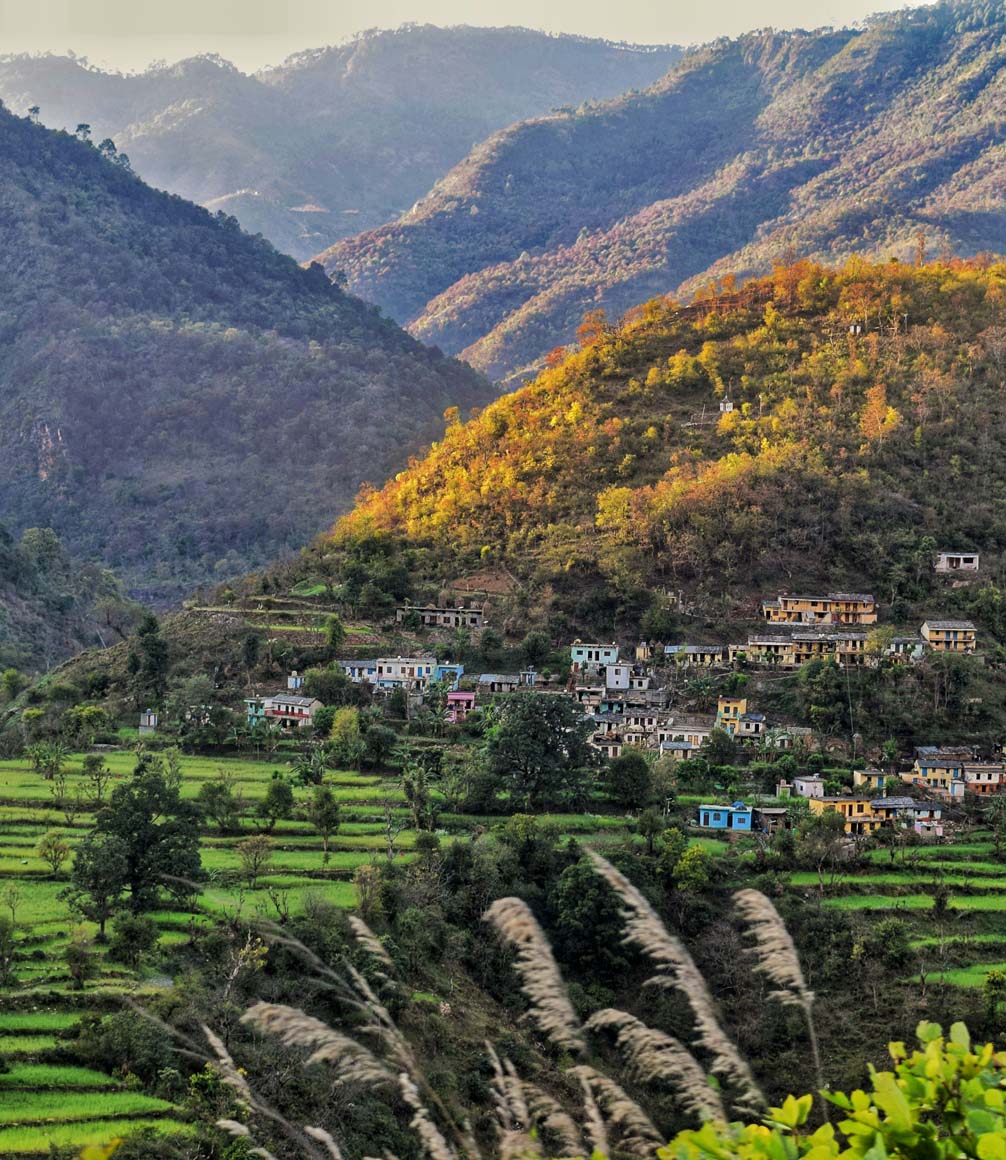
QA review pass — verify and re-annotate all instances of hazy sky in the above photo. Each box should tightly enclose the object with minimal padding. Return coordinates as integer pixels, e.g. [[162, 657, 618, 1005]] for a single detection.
[[0, 0, 923, 73]]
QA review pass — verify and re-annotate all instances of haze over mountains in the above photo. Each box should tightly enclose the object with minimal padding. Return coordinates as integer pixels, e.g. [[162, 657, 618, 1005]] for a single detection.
[[0, 27, 681, 261], [327, 0, 1006, 382], [0, 104, 490, 602]]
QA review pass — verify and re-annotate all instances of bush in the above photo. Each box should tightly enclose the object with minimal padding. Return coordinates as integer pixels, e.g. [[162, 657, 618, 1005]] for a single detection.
[[667, 1022, 1004, 1160], [108, 911, 160, 968]]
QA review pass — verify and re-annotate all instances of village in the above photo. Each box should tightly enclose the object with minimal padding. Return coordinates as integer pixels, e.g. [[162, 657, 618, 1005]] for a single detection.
[[226, 548, 999, 847]]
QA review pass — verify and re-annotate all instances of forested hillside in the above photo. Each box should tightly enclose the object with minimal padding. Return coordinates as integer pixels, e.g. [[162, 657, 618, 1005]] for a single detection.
[[0, 28, 680, 260], [0, 527, 139, 671], [333, 258, 1006, 634], [327, 0, 1006, 381], [0, 105, 490, 599]]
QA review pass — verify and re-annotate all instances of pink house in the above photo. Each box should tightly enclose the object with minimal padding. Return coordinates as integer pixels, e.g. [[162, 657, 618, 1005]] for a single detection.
[[446, 691, 476, 723]]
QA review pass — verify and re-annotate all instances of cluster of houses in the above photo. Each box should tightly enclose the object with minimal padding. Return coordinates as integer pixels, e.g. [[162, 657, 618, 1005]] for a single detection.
[[696, 743, 1006, 840], [644, 586, 978, 671], [695, 796, 945, 840]]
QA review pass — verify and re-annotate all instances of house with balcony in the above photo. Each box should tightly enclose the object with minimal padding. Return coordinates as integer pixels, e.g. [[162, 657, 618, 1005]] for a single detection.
[[921, 619, 977, 653], [656, 716, 714, 748], [869, 797, 944, 839], [902, 746, 970, 800], [396, 604, 485, 628], [262, 692, 323, 729], [374, 656, 437, 691], [761, 592, 877, 626], [340, 659, 378, 684], [716, 696, 747, 733], [570, 642, 619, 675], [445, 691, 477, 724], [663, 644, 727, 667], [964, 762, 1006, 795], [808, 795, 883, 836]]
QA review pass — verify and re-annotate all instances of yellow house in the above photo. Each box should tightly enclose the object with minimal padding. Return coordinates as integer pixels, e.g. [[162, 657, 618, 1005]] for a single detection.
[[920, 620, 977, 653], [902, 747, 968, 801], [852, 768, 890, 793], [716, 696, 747, 734], [808, 796, 883, 835], [762, 593, 877, 626], [744, 636, 797, 667]]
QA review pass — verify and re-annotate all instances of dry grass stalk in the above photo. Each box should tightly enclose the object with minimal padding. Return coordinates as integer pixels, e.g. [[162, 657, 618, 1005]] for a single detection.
[[499, 1132, 543, 1160], [586, 1008, 726, 1123], [578, 1071, 610, 1159], [203, 1024, 252, 1104], [486, 1042, 529, 1131], [732, 889, 813, 1009], [348, 915, 395, 972], [483, 897, 585, 1053], [586, 851, 763, 1111], [216, 1119, 251, 1138], [733, 889, 823, 1095], [400, 1072, 459, 1160], [522, 1081, 583, 1155], [570, 1065, 662, 1156], [240, 1002, 392, 1084], [305, 1125, 346, 1159]]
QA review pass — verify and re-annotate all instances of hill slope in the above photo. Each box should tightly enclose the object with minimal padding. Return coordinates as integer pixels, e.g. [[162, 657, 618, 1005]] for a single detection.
[[0, 105, 490, 599], [331, 258, 1006, 632], [0, 527, 139, 672], [0, 28, 681, 260], [326, 1, 1006, 382]]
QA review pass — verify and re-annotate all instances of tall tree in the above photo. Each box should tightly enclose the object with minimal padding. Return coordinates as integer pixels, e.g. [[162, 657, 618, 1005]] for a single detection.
[[484, 691, 596, 810], [88, 758, 204, 912]]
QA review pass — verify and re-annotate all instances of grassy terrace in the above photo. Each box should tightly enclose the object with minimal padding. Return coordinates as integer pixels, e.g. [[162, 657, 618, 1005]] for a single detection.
[[788, 833, 1006, 988], [0, 746, 648, 1154]]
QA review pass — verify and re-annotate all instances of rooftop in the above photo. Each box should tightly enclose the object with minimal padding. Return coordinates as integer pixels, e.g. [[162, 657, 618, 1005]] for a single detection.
[[923, 619, 976, 631], [265, 693, 319, 707]]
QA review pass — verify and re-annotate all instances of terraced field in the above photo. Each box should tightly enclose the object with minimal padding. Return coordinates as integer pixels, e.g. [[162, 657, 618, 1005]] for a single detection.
[[0, 748, 638, 1154], [788, 835, 1006, 989]]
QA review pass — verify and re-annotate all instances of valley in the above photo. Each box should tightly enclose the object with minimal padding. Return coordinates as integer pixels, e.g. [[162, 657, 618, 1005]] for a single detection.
[[5, 5, 1006, 1157]]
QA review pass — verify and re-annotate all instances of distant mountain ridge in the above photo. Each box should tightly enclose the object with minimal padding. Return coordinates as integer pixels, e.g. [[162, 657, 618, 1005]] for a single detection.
[[325, 0, 1006, 382], [0, 27, 681, 260], [0, 105, 490, 600]]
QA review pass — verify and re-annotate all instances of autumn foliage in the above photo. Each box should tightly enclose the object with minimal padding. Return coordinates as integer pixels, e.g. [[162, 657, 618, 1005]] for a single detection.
[[334, 258, 1006, 601]]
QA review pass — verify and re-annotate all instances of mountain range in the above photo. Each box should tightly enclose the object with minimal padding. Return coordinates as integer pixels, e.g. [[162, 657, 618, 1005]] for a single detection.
[[0, 104, 490, 602], [0, 27, 680, 261], [326, 0, 1006, 382]]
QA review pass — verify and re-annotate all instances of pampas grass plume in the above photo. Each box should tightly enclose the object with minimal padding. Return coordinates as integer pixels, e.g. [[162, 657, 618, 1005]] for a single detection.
[[586, 1008, 726, 1124], [483, 897, 585, 1053], [586, 851, 763, 1111], [241, 1002, 392, 1084]]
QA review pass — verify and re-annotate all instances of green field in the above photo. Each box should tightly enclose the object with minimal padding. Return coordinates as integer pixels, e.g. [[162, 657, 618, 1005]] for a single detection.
[[0, 746, 643, 1151], [0, 1119, 193, 1153]]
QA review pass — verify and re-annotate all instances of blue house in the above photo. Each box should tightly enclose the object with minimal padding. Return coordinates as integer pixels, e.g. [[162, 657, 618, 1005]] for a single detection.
[[340, 659, 378, 684], [698, 802, 753, 831], [435, 662, 464, 691]]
